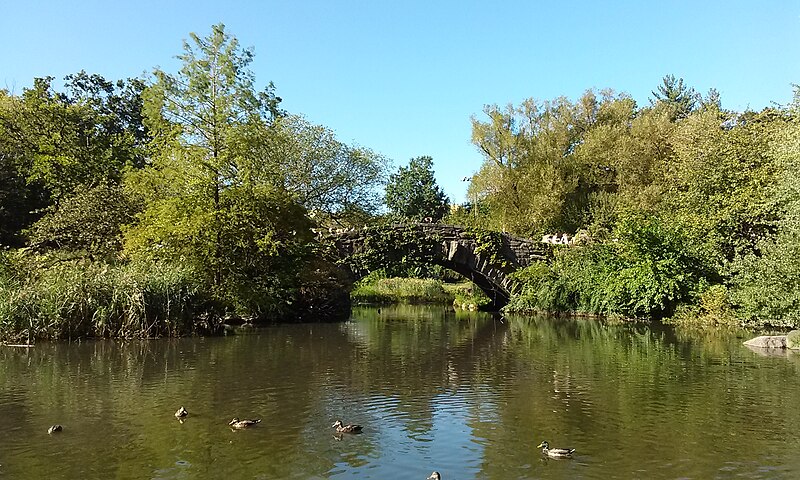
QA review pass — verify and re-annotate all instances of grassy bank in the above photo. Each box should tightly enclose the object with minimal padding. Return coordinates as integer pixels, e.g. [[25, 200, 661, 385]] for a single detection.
[[0, 256, 215, 343], [351, 275, 490, 309]]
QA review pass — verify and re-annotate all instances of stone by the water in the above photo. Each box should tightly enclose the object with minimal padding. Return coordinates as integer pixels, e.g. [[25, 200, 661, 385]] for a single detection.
[[743, 335, 787, 349]]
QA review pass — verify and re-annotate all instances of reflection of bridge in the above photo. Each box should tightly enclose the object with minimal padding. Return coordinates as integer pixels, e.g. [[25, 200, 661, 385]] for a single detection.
[[323, 224, 548, 310]]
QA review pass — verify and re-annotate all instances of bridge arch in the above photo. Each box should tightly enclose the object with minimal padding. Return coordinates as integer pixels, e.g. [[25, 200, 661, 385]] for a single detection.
[[321, 224, 548, 310]]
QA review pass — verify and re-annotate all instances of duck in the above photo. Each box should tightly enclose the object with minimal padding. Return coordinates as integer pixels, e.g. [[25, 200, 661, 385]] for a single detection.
[[427, 472, 441, 480], [175, 406, 188, 418], [48, 425, 63, 434], [331, 420, 363, 433], [228, 417, 261, 429], [536, 440, 575, 458]]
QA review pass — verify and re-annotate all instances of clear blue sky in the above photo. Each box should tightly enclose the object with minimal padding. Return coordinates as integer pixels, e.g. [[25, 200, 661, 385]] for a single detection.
[[2, 1, 799, 202]]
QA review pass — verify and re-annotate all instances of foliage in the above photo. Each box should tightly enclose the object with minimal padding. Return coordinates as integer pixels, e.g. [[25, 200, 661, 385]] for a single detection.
[[727, 100, 800, 328], [350, 276, 450, 305], [0, 253, 214, 342], [728, 225, 800, 328], [650, 74, 699, 120], [126, 23, 314, 319], [665, 108, 783, 262], [463, 227, 510, 269], [787, 330, 800, 349], [124, 181, 313, 318], [469, 90, 638, 235], [2, 74, 147, 201], [506, 216, 713, 318], [345, 225, 442, 279], [28, 181, 138, 257], [263, 114, 390, 225], [666, 284, 738, 329], [0, 73, 146, 245], [385, 156, 449, 222], [4, 37, 800, 336], [444, 281, 491, 310]]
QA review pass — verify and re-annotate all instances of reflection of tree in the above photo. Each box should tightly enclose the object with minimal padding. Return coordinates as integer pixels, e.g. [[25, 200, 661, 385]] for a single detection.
[[3, 310, 800, 478]]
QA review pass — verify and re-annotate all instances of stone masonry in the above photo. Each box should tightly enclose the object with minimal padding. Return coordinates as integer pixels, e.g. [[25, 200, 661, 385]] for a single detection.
[[321, 223, 549, 310]]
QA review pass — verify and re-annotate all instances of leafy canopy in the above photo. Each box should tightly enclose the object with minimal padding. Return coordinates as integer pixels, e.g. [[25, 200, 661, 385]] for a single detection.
[[385, 156, 449, 222]]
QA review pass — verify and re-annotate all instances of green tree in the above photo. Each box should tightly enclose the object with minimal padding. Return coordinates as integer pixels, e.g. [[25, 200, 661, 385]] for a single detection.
[[470, 90, 637, 235], [0, 73, 147, 246], [385, 156, 449, 222], [0, 91, 45, 245], [260, 114, 389, 225], [729, 95, 800, 326], [28, 181, 136, 257], [665, 108, 781, 261], [9, 75, 146, 201], [651, 74, 699, 120], [125, 23, 310, 316]]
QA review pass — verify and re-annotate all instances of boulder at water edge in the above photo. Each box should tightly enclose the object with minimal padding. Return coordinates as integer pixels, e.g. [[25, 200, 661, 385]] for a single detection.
[[787, 330, 800, 349], [743, 335, 787, 349]]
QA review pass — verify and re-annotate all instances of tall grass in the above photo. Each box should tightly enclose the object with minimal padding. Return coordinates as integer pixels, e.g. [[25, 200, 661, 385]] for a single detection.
[[0, 257, 215, 342], [351, 277, 451, 304]]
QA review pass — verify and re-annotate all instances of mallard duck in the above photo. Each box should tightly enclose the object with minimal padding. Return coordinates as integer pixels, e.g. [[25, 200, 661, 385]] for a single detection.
[[332, 420, 363, 433], [175, 406, 188, 418], [228, 417, 261, 429], [48, 425, 63, 434], [537, 441, 575, 458], [427, 472, 441, 480]]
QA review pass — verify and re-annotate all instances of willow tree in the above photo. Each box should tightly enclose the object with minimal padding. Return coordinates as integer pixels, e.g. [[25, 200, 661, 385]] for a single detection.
[[125, 24, 310, 316], [469, 92, 606, 235], [260, 114, 390, 226]]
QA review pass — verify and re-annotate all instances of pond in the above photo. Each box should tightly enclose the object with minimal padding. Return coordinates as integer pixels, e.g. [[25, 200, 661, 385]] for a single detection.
[[1, 305, 799, 479]]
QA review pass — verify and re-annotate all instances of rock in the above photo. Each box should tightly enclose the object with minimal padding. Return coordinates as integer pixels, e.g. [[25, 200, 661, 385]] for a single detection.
[[744, 344, 790, 357], [743, 335, 787, 349], [787, 330, 800, 350]]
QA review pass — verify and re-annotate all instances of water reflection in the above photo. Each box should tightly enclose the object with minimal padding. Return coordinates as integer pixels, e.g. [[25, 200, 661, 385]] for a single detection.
[[1, 306, 800, 478]]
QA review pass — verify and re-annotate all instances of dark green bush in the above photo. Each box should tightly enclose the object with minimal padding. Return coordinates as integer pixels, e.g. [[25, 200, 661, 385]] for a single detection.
[[506, 216, 714, 318]]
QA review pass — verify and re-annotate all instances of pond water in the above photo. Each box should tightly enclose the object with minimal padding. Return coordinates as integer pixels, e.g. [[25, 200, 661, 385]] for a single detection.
[[1, 305, 799, 479]]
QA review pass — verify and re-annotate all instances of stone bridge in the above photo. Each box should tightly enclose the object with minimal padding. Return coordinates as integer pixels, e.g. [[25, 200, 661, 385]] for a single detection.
[[321, 224, 548, 310]]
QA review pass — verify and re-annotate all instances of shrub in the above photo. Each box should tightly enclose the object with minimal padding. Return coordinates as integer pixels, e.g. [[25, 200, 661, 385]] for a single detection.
[[667, 284, 738, 328], [506, 216, 714, 318], [443, 281, 491, 310], [729, 224, 800, 328], [787, 330, 800, 349]]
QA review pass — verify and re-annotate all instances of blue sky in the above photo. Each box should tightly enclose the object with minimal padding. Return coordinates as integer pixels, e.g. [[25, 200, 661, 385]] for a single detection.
[[2, 1, 799, 202]]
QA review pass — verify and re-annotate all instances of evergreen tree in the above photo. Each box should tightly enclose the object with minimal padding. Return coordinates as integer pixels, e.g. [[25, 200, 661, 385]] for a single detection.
[[651, 74, 699, 120]]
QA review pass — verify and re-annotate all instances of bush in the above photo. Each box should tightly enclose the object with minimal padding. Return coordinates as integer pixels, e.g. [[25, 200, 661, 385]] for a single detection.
[[506, 216, 714, 318], [443, 281, 491, 310], [786, 330, 800, 349], [666, 284, 738, 328], [729, 224, 800, 328]]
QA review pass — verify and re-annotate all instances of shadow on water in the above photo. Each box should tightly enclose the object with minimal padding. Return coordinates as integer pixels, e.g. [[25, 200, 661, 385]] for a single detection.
[[1, 306, 800, 478]]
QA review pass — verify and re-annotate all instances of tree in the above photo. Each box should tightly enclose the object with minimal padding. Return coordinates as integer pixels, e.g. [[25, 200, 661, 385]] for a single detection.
[[385, 156, 449, 222], [125, 24, 310, 316], [0, 71, 148, 246], [651, 74, 699, 120], [28, 181, 136, 256], [469, 91, 634, 235], [259, 114, 389, 225], [729, 94, 800, 325]]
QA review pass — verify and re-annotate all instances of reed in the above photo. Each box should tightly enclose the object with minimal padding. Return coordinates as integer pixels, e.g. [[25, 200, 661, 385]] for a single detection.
[[0, 258, 215, 342]]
